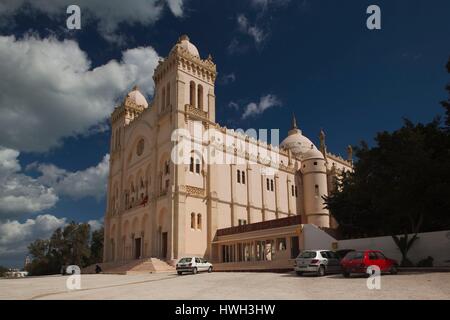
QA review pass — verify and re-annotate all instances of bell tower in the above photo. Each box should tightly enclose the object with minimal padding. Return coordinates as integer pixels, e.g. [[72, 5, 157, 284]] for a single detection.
[[153, 34, 217, 127]]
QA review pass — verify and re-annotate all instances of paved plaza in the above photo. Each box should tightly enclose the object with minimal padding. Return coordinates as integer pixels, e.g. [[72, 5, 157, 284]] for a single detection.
[[1, 271, 449, 300]]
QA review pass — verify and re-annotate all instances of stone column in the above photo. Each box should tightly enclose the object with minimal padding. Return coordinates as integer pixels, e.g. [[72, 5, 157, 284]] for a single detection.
[[246, 165, 253, 223], [260, 174, 266, 221], [287, 176, 293, 215], [230, 163, 236, 226], [274, 174, 280, 219]]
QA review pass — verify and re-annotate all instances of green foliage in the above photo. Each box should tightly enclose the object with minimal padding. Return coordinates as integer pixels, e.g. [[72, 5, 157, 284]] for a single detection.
[[25, 222, 104, 276], [89, 227, 104, 265], [0, 265, 8, 277], [326, 120, 450, 238], [441, 56, 450, 128], [392, 233, 419, 266]]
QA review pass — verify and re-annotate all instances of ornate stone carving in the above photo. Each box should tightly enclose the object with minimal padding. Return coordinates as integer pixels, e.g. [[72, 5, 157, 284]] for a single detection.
[[186, 185, 205, 197]]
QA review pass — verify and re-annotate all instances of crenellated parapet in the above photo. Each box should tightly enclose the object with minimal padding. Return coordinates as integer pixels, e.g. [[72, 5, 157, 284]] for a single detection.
[[153, 35, 217, 86]]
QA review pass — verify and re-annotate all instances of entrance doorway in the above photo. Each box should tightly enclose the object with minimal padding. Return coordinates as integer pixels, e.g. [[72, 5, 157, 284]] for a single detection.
[[161, 232, 168, 259], [135, 238, 141, 259]]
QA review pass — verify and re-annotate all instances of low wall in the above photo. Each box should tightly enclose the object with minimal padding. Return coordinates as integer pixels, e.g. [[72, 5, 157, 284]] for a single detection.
[[337, 230, 450, 267]]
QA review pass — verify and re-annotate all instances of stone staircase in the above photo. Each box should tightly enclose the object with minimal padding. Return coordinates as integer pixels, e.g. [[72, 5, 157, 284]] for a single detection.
[[82, 258, 175, 275]]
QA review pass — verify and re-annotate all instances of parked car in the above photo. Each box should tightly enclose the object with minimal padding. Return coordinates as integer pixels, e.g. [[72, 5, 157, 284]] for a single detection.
[[335, 249, 355, 261], [340, 250, 398, 277], [176, 257, 213, 275], [294, 250, 342, 276]]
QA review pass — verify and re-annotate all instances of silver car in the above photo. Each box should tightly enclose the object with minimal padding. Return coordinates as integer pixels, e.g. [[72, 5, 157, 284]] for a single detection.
[[294, 250, 341, 276], [176, 257, 213, 275]]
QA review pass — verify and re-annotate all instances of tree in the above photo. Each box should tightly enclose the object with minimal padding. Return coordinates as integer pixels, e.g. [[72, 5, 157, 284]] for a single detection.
[[441, 56, 450, 128], [89, 227, 104, 265], [26, 221, 103, 276], [326, 119, 450, 238], [0, 265, 8, 277]]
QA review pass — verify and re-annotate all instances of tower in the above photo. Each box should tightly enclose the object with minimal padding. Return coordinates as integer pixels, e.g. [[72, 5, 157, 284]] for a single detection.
[[300, 146, 330, 228], [151, 35, 217, 261], [152, 34, 217, 125]]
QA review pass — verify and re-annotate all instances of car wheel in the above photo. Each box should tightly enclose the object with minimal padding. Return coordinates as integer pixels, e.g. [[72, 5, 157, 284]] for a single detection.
[[317, 266, 325, 277], [295, 271, 303, 276], [390, 265, 398, 275], [343, 271, 350, 278], [177, 271, 182, 275], [192, 267, 198, 275], [208, 266, 213, 273]]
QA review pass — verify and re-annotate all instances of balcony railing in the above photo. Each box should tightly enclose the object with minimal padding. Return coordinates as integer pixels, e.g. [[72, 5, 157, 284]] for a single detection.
[[216, 215, 302, 237], [185, 104, 208, 120]]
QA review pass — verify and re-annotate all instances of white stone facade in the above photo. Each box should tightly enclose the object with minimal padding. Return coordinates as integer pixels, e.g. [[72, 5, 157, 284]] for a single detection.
[[103, 35, 352, 264]]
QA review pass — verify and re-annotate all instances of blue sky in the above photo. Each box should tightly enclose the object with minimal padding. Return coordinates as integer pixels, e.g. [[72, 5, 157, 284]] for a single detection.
[[0, 0, 449, 267]]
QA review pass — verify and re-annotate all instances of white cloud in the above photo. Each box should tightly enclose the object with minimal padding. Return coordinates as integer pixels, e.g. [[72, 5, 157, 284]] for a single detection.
[[242, 94, 282, 119], [0, 0, 186, 42], [0, 147, 58, 218], [31, 154, 110, 200], [0, 214, 66, 258], [166, 0, 185, 17], [0, 146, 110, 218], [87, 219, 103, 231], [0, 35, 160, 152], [221, 73, 236, 85], [237, 14, 266, 45], [250, 0, 291, 9], [228, 101, 240, 110]]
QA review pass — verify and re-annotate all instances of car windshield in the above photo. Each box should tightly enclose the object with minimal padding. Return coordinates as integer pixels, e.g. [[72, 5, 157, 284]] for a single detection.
[[297, 251, 317, 259], [178, 257, 192, 263], [345, 251, 364, 260]]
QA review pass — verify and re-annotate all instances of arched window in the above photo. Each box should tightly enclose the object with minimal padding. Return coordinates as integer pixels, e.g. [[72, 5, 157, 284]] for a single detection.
[[189, 81, 196, 107], [197, 85, 203, 109], [241, 171, 246, 184], [191, 213, 196, 229], [164, 160, 170, 175], [189, 157, 194, 172], [315, 184, 319, 196], [197, 213, 202, 230], [270, 179, 274, 191], [237, 170, 241, 183], [195, 158, 201, 174], [266, 178, 270, 190]]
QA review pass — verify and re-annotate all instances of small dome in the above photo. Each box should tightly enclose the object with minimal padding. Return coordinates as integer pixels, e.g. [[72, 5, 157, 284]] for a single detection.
[[281, 114, 319, 157], [303, 147, 325, 160], [126, 86, 148, 108], [175, 35, 200, 58], [281, 131, 317, 156]]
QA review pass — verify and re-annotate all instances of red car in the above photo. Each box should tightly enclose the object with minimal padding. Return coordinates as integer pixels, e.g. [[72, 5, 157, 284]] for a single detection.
[[340, 250, 398, 277]]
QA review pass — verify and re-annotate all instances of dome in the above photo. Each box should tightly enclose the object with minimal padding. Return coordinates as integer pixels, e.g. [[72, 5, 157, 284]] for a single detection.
[[303, 147, 325, 160], [280, 114, 318, 157], [175, 34, 200, 58], [281, 131, 317, 156], [126, 86, 148, 108]]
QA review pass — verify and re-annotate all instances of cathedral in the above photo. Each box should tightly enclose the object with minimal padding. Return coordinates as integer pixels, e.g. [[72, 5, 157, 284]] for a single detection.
[[103, 35, 352, 271]]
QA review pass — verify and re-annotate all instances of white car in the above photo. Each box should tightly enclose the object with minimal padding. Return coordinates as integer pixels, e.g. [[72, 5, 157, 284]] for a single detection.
[[176, 257, 213, 275], [294, 250, 342, 276]]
